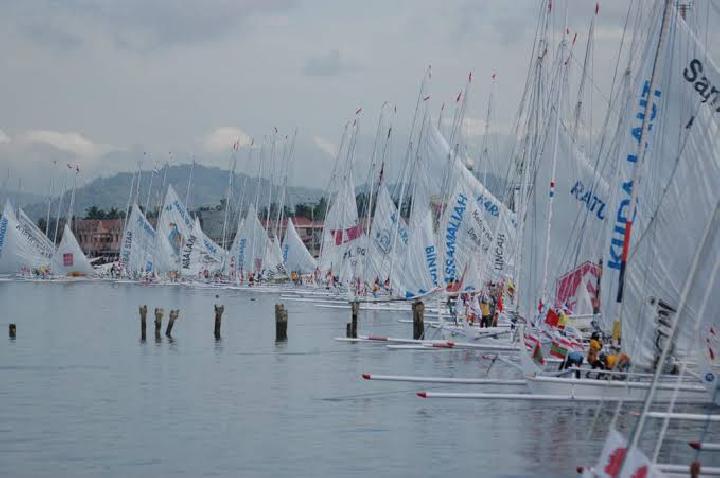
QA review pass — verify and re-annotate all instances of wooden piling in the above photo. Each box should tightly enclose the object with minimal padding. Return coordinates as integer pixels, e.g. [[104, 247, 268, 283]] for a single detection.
[[166, 309, 179, 337], [346, 323, 352, 339], [8, 323, 16, 339], [275, 304, 287, 341], [214, 304, 224, 340], [413, 301, 425, 340], [139, 305, 148, 341], [351, 301, 359, 339], [154, 308, 164, 341]]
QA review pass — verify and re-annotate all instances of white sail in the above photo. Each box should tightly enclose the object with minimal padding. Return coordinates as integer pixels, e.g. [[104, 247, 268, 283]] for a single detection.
[[601, 8, 720, 366], [439, 160, 517, 293], [227, 203, 268, 277], [264, 235, 287, 280], [17, 208, 55, 262], [395, 204, 439, 298], [518, 122, 610, 317], [181, 217, 225, 277], [364, 185, 409, 286], [156, 185, 194, 272], [53, 223, 94, 276], [319, 171, 364, 283], [282, 218, 317, 274], [119, 204, 156, 277], [0, 201, 53, 274]]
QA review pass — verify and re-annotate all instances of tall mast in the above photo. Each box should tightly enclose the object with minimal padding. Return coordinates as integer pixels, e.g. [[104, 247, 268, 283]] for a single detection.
[[539, 5, 570, 307], [221, 142, 238, 251], [185, 156, 195, 211], [45, 161, 57, 236]]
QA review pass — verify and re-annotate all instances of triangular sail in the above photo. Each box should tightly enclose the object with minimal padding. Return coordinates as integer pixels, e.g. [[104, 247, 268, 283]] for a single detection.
[[53, 223, 94, 276], [364, 185, 409, 287], [156, 185, 194, 272], [264, 235, 287, 280], [0, 201, 53, 274], [17, 208, 55, 262], [227, 203, 268, 277], [282, 218, 317, 274], [438, 159, 517, 293], [319, 171, 364, 283], [119, 204, 156, 277], [180, 217, 225, 277]]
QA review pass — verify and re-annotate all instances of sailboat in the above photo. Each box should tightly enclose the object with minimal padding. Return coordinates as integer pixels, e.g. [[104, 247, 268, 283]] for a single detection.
[[282, 217, 317, 276], [118, 203, 156, 278], [0, 201, 54, 276], [52, 221, 94, 276]]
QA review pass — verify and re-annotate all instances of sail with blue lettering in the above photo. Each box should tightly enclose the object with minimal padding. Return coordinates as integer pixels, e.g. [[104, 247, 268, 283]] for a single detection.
[[517, 120, 610, 318], [390, 128, 441, 298], [600, 6, 720, 366], [364, 185, 409, 287], [0, 201, 53, 275], [119, 203, 156, 277], [282, 218, 316, 274], [226, 203, 268, 278], [156, 185, 194, 273], [181, 217, 225, 277], [439, 156, 517, 293], [318, 171, 364, 284]]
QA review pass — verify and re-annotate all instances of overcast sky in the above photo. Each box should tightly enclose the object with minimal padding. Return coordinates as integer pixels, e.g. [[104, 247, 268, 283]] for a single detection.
[[0, 0, 713, 194]]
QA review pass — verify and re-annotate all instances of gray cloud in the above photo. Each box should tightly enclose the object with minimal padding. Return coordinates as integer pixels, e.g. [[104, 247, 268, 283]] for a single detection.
[[303, 49, 352, 77], [1, 0, 717, 195], [7, 0, 295, 51]]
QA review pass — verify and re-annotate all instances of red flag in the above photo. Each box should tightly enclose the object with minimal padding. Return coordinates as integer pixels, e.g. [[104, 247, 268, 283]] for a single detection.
[[546, 308, 559, 327], [497, 290, 503, 313]]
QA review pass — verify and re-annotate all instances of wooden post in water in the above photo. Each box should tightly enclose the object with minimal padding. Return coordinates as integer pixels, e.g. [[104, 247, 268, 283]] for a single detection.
[[346, 323, 352, 339], [154, 308, 164, 341], [275, 304, 287, 341], [139, 305, 148, 341], [413, 301, 425, 340], [351, 301, 359, 339], [166, 309, 179, 337], [8, 323, 16, 339], [214, 304, 224, 340]]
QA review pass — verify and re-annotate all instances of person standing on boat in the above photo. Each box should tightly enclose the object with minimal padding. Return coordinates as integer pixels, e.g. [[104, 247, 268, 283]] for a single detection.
[[480, 296, 490, 328], [557, 306, 569, 330], [586, 331, 604, 376]]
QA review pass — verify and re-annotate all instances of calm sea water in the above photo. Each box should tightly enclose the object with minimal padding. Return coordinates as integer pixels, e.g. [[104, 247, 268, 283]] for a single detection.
[[0, 280, 716, 477]]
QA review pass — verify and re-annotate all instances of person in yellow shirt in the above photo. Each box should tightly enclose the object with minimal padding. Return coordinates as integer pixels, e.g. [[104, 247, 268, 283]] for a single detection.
[[587, 331, 603, 370], [557, 308, 569, 329], [480, 298, 491, 328]]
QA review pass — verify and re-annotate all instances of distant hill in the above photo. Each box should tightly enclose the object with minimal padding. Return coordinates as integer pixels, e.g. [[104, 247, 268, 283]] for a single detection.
[[21, 164, 326, 221]]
